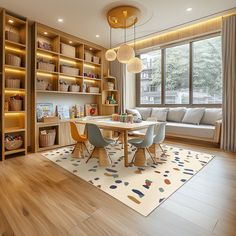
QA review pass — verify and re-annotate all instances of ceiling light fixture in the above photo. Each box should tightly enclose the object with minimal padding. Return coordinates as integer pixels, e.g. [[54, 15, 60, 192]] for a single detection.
[[95, 34, 100, 38], [89, 48, 93, 50], [44, 32, 48, 35], [186, 8, 192, 12], [69, 41, 73, 44], [58, 18, 63, 22], [8, 19, 14, 24]]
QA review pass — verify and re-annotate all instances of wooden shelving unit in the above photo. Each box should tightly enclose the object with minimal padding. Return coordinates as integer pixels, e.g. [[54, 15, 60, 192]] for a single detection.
[[0, 9, 28, 160], [32, 22, 105, 152], [102, 76, 120, 115]]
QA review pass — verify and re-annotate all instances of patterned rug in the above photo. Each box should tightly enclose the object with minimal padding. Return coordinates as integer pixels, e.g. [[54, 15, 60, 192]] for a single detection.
[[42, 143, 214, 216]]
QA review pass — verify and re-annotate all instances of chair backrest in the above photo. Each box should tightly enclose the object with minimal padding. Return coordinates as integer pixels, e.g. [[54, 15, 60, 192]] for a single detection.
[[153, 122, 166, 144], [87, 123, 107, 147], [70, 122, 82, 141], [141, 125, 155, 148]]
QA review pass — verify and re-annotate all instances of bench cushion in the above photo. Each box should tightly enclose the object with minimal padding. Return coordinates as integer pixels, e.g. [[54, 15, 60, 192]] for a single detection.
[[166, 122, 215, 139]]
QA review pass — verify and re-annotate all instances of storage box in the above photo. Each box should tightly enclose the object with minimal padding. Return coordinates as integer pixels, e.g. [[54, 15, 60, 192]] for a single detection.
[[5, 31, 20, 43], [38, 62, 55, 72], [36, 79, 48, 90], [61, 65, 79, 76], [6, 78, 21, 88], [6, 54, 21, 67], [84, 52, 92, 62], [39, 129, 56, 147], [88, 87, 100, 93], [69, 84, 80, 92], [61, 43, 76, 57], [93, 56, 100, 64]]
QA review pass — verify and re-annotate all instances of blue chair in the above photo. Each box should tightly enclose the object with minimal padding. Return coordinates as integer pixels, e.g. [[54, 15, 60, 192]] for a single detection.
[[128, 125, 155, 166], [152, 122, 166, 159], [86, 123, 114, 166]]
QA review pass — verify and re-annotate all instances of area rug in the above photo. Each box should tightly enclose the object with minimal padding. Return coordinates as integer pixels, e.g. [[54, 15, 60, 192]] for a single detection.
[[41, 143, 214, 216]]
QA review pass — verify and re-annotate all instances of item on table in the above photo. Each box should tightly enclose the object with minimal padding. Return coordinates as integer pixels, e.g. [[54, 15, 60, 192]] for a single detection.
[[85, 104, 98, 116], [111, 113, 134, 123]]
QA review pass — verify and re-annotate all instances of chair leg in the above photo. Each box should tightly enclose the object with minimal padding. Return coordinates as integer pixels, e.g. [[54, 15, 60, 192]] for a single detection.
[[159, 144, 167, 159], [146, 148, 156, 164], [130, 149, 137, 164], [86, 147, 96, 163], [82, 142, 90, 155]]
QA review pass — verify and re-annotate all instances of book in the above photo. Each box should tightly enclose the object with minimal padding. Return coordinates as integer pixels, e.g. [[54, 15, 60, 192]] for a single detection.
[[36, 103, 53, 122], [85, 104, 98, 116]]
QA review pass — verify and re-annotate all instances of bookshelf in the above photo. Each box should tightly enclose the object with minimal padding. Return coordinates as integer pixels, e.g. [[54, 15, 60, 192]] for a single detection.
[[31, 22, 105, 152], [0, 9, 28, 160]]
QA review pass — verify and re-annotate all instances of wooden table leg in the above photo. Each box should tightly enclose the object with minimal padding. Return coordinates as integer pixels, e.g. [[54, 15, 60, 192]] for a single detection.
[[123, 130, 129, 167]]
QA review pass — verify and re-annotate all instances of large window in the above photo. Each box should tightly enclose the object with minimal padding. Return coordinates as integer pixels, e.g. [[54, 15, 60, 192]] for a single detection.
[[165, 44, 189, 104], [138, 35, 222, 106], [140, 50, 161, 104], [192, 36, 222, 104]]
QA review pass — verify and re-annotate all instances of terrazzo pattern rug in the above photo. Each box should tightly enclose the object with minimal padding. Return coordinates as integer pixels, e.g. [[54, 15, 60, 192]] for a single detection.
[[42, 143, 214, 216]]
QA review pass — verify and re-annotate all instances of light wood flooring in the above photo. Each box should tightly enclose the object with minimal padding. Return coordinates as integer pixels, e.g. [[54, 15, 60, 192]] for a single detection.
[[0, 140, 236, 236]]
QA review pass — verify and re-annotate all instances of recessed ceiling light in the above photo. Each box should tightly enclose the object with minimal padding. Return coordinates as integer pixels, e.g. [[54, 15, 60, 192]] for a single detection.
[[95, 34, 100, 38], [186, 7, 192, 12], [58, 18, 63, 23], [89, 48, 93, 50], [8, 19, 14, 24], [44, 32, 48, 35], [69, 41, 73, 44]]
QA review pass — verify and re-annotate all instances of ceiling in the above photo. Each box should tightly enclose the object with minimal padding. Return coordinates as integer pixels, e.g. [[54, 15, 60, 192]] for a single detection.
[[1, 0, 236, 48]]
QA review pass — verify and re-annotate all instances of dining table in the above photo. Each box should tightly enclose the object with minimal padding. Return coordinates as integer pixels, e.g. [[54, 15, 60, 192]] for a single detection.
[[77, 118, 158, 167]]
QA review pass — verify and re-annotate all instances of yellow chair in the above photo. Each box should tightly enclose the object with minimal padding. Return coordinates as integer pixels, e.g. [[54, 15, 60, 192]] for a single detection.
[[70, 122, 89, 158]]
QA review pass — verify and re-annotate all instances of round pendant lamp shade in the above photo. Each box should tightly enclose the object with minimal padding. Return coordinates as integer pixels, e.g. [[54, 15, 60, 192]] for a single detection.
[[127, 57, 143, 73], [117, 44, 135, 63], [105, 49, 117, 61]]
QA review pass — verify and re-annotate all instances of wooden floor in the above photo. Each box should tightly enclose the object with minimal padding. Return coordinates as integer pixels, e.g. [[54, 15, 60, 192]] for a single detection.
[[0, 140, 236, 236]]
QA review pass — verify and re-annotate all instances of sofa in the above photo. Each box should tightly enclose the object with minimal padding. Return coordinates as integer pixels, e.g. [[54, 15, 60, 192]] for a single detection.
[[126, 107, 222, 143]]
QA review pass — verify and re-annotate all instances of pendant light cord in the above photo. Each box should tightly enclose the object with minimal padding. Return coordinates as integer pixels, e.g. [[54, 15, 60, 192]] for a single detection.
[[110, 27, 112, 49], [133, 22, 136, 54]]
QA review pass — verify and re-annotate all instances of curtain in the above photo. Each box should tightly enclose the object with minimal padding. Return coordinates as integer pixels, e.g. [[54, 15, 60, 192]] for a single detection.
[[110, 61, 126, 113], [221, 15, 236, 152]]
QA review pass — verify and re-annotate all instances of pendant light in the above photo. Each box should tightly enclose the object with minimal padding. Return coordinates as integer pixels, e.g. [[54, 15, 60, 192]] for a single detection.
[[116, 12, 135, 64], [127, 23, 143, 73], [105, 27, 117, 61]]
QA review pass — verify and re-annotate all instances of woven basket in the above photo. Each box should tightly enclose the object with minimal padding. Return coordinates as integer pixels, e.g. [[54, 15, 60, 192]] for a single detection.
[[5, 31, 20, 43], [59, 84, 69, 92], [6, 78, 21, 88], [38, 62, 55, 72], [36, 80, 48, 90], [39, 130, 56, 147], [9, 100, 23, 111], [61, 65, 79, 76], [6, 54, 21, 67], [5, 139, 23, 151], [69, 84, 80, 92]]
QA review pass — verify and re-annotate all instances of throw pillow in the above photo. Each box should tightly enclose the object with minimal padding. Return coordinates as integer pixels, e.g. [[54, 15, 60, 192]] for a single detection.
[[167, 107, 186, 122], [182, 108, 205, 125], [151, 108, 168, 121], [136, 108, 152, 120], [201, 108, 222, 125]]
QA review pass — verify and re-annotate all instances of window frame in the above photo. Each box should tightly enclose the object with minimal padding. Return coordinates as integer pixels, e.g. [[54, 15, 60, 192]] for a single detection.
[[136, 33, 222, 108]]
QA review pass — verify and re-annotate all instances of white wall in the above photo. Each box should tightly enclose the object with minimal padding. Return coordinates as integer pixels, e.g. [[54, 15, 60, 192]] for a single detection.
[[125, 68, 136, 109]]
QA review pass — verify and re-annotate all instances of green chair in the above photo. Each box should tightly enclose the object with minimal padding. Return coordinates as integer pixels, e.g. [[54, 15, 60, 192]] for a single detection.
[[86, 123, 114, 166], [128, 125, 155, 166]]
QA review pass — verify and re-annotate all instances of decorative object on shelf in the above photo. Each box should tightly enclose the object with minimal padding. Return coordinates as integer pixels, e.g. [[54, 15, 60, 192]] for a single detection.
[[37, 41, 52, 51], [5, 30, 20, 43], [111, 113, 134, 123], [59, 80, 69, 92], [105, 5, 143, 73], [84, 52, 92, 62], [93, 56, 100, 64], [107, 81, 114, 90], [39, 129, 56, 147], [88, 86, 100, 93], [36, 103, 54, 122], [106, 94, 117, 104], [6, 54, 21, 67], [5, 134, 23, 151], [85, 104, 98, 116], [82, 82, 87, 92], [6, 77, 21, 88], [9, 94, 23, 111], [60, 43, 76, 57]]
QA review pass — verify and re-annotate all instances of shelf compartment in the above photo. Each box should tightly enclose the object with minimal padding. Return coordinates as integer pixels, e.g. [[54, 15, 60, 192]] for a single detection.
[[5, 40, 26, 49], [36, 71, 58, 91], [5, 128, 26, 134], [5, 148, 26, 156]]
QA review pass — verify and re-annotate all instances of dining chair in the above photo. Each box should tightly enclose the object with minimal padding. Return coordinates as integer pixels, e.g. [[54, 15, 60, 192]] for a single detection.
[[152, 122, 166, 159], [86, 123, 114, 166], [128, 125, 155, 166], [70, 122, 89, 158]]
